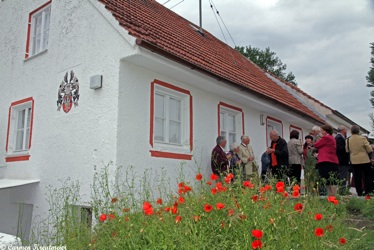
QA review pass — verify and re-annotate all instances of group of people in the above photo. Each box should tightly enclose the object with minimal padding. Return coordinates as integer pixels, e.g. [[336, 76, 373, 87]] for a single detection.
[[211, 124, 374, 197]]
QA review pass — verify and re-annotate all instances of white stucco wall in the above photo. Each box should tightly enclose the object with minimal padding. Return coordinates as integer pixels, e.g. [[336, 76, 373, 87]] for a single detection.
[[0, 0, 137, 238], [116, 50, 316, 189]]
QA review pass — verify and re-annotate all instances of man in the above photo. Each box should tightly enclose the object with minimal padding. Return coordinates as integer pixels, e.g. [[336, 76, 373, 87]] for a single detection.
[[211, 135, 229, 176], [310, 126, 322, 142], [238, 135, 256, 180], [266, 130, 289, 179], [335, 125, 350, 195]]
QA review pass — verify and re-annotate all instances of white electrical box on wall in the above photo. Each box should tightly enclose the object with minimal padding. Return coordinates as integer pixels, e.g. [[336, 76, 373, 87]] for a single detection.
[[90, 75, 102, 89]]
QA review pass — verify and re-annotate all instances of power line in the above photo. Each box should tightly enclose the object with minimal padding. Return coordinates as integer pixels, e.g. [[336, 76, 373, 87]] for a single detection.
[[170, 0, 185, 9], [209, 0, 237, 47], [209, 0, 251, 72], [162, 0, 172, 4], [208, 0, 238, 66]]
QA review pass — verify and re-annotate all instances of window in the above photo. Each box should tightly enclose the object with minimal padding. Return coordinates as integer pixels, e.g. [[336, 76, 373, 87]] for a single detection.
[[70, 205, 93, 229], [266, 116, 283, 147], [150, 80, 193, 160], [6, 97, 34, 162], [218, 102, 244, 151], [154, 93, 182, 144], [25, 1, 51, 58]]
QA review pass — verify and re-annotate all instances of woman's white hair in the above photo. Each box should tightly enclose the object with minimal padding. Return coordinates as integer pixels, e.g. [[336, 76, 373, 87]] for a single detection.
[[230, 143, 239, 151]]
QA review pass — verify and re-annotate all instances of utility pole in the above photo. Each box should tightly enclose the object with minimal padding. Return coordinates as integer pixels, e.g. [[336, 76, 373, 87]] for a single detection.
[[199, 0, 203, 34]]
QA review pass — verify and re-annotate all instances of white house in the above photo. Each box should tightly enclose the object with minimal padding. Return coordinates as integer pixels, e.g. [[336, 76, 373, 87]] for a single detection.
[[0, 0, 366, 242]]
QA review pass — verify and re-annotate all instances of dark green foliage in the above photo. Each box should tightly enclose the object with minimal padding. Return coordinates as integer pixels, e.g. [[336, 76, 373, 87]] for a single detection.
[[366, 42, 374, 107]]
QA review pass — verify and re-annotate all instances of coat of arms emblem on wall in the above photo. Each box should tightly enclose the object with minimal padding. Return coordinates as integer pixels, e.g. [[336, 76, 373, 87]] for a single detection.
[[57, 71, 80, 113]]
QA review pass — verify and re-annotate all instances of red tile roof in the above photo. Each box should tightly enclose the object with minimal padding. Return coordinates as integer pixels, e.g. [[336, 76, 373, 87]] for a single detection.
[[99, 0, 324, 124]]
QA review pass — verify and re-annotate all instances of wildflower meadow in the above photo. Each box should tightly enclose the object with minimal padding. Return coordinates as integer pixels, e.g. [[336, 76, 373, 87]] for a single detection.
[[30, 166, 374, 249]]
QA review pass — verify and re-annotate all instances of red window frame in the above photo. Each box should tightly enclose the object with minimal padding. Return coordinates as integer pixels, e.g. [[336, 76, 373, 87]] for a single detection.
[[5, 97, 35, 162], [149, 79, 193, 160], [25, 0, 52, 59], [217, 102, 245, 137]]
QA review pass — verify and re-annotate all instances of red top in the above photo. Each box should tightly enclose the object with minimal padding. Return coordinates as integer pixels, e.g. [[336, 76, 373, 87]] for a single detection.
[[313, 135, 339, 164]]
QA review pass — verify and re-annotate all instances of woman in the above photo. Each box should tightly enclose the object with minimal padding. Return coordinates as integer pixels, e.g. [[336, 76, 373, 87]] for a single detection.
[[346, 125, 373, 196], [288, 130, 303, 185], [313, 124, 339, 196], [227, 143, 243, 179], [303, 135, 318, 194]]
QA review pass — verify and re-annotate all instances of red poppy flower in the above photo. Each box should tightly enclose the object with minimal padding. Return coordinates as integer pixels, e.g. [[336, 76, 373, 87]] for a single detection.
[[243, 181, 255, 188], [111, 197, 118, 203], [314, 227, 324, 237], [143, 202, 154, 215], [282, 192, 289, 198], [156, 198, 163, 205], [252, 229, 263, 239], [276, 181, 285, 189], [178, 182, 184, 188], [196, 173, 203, 181], [327, 196, 336, 202], [171, 205, 178, 214], [294, 203, 303, 212], [292, 190, 300, 198], [276, 187, 285, 193], [216, 182, 223, 189], [228, 208, 235, 216], [365, 195, 371, 200], [221, 221, 225, 228], [211, 188, 217, 195], [206, 181, 212, 186], [108, 213, 116, 220], [339, 237, 346, 245], [252, 239, 262, 249], [293, 184, 300, 191], [178, 196, 185, 204], [175, 215, 182, 223], [216, 202, 225, 210], [264, 184, 272, 190], [224, 176, 231, 184], [210, 174, 219, 181], [184, 185, 192, 192], [327, 196, 339, 204], [204, 204, 213, 213], [99, 214, 107, 222], [314, 213, 323, 220], [164, 207, 171, 212], [252, 195, 259, 202]]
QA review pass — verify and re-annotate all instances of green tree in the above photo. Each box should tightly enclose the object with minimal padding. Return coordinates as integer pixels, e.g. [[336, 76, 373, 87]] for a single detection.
[[366, 42, 374, 107], [235, 45, 297, 85]]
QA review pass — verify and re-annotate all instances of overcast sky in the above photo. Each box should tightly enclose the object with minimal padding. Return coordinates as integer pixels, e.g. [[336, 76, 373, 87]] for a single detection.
[[157, 0, 374, 130]]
